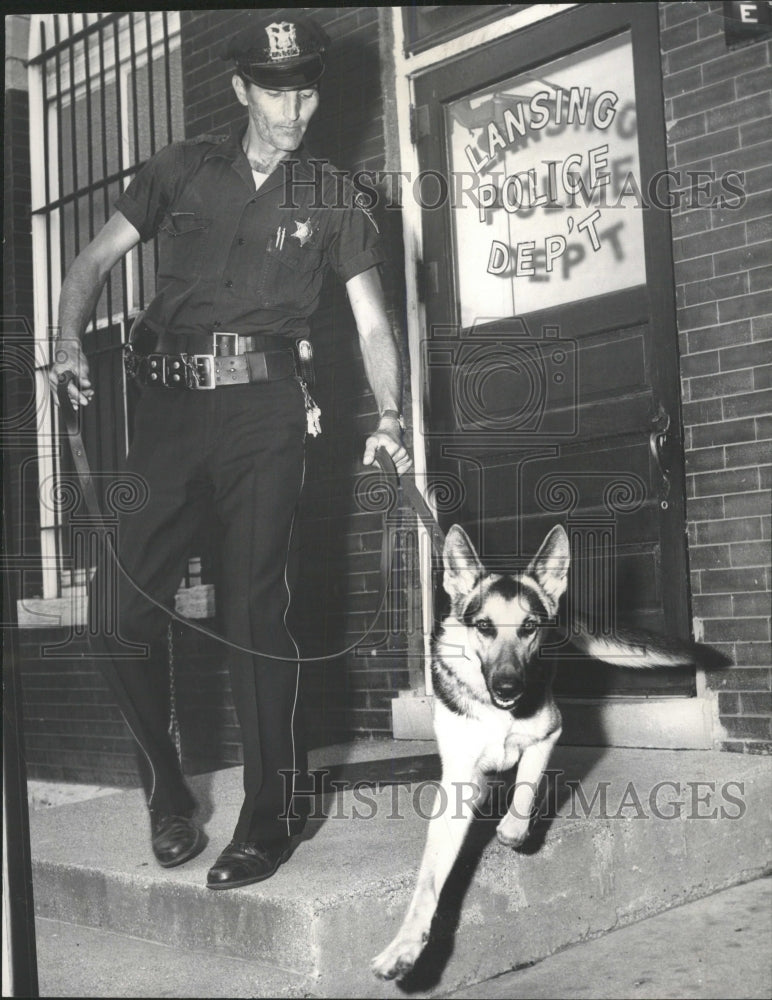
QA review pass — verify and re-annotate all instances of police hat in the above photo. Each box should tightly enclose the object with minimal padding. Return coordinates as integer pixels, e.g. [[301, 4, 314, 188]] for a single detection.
[[220, 15, 328, 90]]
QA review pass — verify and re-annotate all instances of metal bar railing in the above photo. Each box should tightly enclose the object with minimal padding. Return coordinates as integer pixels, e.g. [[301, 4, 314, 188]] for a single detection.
[[52, 16, 66, 314], [39, 18, 54, 333], [96, 17, 114, 327], [113, 16, 131, 325], [161, 11, 174, 145], [30, 164, 144, 217], [145, 12, 157, 157], [127, 14, 144, 308], [67, 16, 81, 269], [82, 14, 98, 334], [27, 11, 123, 66]]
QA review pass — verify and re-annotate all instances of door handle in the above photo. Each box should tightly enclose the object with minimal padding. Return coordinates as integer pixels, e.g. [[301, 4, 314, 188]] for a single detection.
[[649, 404, 671, 506]]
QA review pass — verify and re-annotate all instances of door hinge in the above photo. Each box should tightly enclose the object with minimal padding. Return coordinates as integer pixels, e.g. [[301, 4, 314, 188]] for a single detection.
[[409, 104, 430, 145]]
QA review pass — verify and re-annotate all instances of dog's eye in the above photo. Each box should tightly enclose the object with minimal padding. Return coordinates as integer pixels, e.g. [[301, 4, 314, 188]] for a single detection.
[[521, 618, 538, 634], [474, 618, 496, 637]]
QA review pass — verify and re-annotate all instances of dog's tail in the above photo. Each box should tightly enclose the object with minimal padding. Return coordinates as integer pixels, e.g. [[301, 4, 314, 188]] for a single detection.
[[568, 618, 697, 668]]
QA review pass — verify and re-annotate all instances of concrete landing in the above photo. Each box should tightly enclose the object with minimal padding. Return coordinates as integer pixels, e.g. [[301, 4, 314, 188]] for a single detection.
[[448, 876, 772, 1000], [29, 744, 772, 998]]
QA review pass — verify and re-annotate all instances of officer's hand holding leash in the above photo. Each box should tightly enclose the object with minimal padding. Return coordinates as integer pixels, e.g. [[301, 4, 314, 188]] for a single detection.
[[49, 337, 94, 410], [363, 410, 412, 476]]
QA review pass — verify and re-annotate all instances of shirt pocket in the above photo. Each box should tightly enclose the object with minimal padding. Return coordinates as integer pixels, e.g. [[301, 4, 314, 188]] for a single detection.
[[259, 237, 324, 309], [157, 211, 212, 279]]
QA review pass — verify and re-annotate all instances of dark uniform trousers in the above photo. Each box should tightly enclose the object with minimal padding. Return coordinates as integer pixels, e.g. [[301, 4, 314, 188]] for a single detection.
[[89, 375, 309, 844]]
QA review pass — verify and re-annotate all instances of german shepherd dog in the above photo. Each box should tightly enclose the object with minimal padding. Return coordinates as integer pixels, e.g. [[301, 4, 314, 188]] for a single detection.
[[372, 523, 699, 981]]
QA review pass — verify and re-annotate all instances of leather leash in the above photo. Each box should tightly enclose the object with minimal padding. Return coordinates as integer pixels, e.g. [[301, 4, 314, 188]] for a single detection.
[[54, 372, 439, 663], [56, 374, 102, 520], [373, 448, 446, 559]]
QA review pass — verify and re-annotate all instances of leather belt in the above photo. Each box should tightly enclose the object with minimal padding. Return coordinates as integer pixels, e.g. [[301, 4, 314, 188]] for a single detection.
[[127, 332, 296, 390], [135, 348, 295, 389], [153, 331, 281, 356]]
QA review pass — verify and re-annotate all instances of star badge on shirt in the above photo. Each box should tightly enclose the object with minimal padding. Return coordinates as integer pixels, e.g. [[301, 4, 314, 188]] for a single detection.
[[291, 218, 315, 247]]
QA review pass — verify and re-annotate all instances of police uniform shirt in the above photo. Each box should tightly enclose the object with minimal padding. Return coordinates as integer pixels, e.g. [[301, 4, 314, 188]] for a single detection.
[[115, 130, 385, 340]]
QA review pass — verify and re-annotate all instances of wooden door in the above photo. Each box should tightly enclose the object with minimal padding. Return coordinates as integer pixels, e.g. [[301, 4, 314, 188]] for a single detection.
[[413, 3, 692, 700]]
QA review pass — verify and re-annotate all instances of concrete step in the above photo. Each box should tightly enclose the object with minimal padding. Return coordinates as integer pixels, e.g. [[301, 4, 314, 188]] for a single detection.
[[35, 878, 772, 999], [30, 744, 772, 998]]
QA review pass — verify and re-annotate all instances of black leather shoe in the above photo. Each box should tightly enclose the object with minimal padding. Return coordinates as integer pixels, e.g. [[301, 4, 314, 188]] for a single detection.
[[206, 839, 293, 890], [150, 813, 206, 868]]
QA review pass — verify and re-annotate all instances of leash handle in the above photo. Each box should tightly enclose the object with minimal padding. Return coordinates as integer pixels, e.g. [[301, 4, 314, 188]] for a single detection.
[[373, 445, 398, 479], [54, 368, 104, 519], [54, 368, 77, 413], [373, 446, 445, 558]]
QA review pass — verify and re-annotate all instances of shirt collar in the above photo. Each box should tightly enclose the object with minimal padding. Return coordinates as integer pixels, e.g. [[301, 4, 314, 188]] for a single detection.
[[201, 126, 243, 162], [203, 125, 321, 196], [203, 124, 317, 171]]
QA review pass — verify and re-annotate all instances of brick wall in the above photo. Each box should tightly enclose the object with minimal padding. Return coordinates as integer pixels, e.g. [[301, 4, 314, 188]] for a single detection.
[[20, 625, 243, 786], [4, 90, 34, 316], [660, 1, 771, 752], [4, 79, 42, 598]]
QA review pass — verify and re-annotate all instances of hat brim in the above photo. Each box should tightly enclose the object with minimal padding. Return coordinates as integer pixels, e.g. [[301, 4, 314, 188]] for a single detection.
[[237, 55, 324, 91]]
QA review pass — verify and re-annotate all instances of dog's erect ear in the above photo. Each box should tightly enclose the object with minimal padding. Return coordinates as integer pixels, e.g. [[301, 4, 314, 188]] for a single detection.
[[443, 525, 483, 603], [527, 525, 570, 612]]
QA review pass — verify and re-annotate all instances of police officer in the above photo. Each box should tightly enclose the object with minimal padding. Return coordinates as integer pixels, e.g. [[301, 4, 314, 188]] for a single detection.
[[52, 14, 411, 889]]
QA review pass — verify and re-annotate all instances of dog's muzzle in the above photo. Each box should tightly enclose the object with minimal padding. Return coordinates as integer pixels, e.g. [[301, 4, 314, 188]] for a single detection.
[[489, 677, 524, 710]]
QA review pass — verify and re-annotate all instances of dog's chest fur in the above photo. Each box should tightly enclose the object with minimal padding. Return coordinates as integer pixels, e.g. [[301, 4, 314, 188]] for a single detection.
[[433, 695, 559, 773], [431, 625, 561, 774]]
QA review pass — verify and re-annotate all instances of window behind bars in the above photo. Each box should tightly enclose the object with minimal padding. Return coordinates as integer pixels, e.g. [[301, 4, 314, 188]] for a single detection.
[[28, 13, 210, 605]]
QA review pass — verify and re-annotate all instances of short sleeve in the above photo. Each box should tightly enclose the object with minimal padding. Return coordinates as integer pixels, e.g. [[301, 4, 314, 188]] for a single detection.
[[326, 184, 386, 284], [114, 143, 181, 243]]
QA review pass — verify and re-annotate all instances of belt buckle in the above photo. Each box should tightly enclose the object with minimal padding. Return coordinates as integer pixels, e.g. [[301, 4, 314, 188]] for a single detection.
[[189, 334, 238, 389], [213, 332, 239, 356], [190, 354, 216, 389]]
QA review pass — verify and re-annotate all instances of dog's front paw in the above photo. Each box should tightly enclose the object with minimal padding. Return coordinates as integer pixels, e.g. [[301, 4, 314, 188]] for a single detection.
[[371, 935, 426, 981], [496, 815, 530, 849]]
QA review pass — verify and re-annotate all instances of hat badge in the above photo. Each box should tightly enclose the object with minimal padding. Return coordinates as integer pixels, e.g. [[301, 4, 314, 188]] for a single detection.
[[265, 22, 300, 62]]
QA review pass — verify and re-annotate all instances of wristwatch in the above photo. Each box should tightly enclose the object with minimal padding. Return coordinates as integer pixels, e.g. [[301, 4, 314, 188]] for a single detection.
[[379, 408, 405, 431]]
